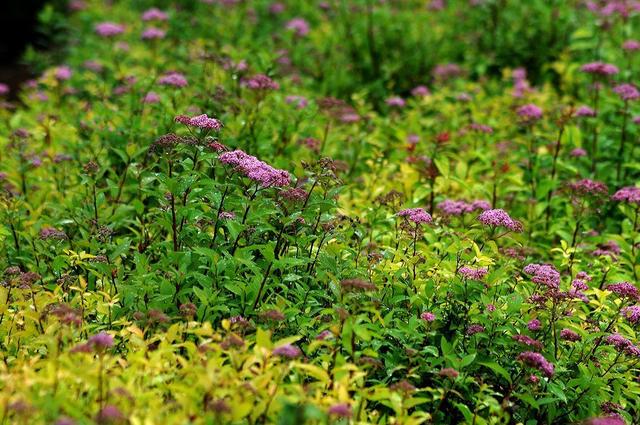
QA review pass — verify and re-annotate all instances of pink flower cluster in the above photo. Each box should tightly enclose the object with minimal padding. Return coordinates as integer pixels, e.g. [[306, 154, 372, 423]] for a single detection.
[[285, 18, 310, 36], [621, 306, 640, 324], [142, 8, 168, 21], [523, 263, 560, 289], [580, 62, 619, 76], [607, 282, 639, 300], [272, 343, 301, 358], [517, 351, 554, 377], [458, 266, 488, 280], [567, 178, 608, 197], [397, 208, 433, 224], [574, 105, 596, 117], [606, 334, 640, 357], [613, 83, 640, 101], [612, 186, 640, 204], [95, 22, 125, 37], [142, 27, 166, 40], [219, 150, 291, 187], [438, 199, 490, 216], [386, 96, 406, 108], [175, 114, 223, 130], [560, 329, 581, 342], [243, 74, 279, 91], [477, 209, 522, 232], [513, 335, 543, 350], [158, 72, 188, 87], [516, 103, 543, 121]]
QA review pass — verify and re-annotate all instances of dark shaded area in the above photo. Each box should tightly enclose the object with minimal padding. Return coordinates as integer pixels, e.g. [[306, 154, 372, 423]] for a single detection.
[[0, 0, 50, 96]]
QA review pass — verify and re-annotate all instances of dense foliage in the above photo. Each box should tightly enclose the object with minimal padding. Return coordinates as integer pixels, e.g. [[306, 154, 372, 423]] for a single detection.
[[1, 0, 640, 423]]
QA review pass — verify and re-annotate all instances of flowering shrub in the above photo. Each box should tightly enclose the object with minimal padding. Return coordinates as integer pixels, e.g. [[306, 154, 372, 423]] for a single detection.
[[1, 0, 640, 424]]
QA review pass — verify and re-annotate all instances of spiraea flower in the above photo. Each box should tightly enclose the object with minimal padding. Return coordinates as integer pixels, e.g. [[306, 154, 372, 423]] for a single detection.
[[477, 209, 522, 232], [613, 84, 640, 101], [623, 40, 640, 51], [607, 282, 639, 300], [272, 343, 302, 358], [95, 22, 125, 37], [219, 150, 290, 187], [386, 96, 406, 108], [158, 71, 188, 87], [567, 178, 608, 198], [523, 264, 560, 289], [517, 351, 554, 377], [458, 266, 489, 280], [142, 8, 168, 21], [527, 319, 541, 331], [54, 66, 73, 81], [621, 305, 640, 324], [466, 324, 484, 335], [574, 106, 596, 117], [612, 186, 640, 205], [421, 312, 436, 322], [328, 403, 352, 418], [285, 18, 310, 36], [142, 27, 166, 40], [516, 104, 543, 122], [513, 335, 543, 350], [340, 278, 376, 292], [411, 85, 430, 97], [242, 74, 279, 91], [174, 114, 223, 131], [560, 329, 581, 342], [397, 208, 432, 224], [580, 62, 619, 76]]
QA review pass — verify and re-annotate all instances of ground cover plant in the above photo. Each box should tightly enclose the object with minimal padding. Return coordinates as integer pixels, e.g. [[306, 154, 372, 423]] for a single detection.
[[1, 0, 640, 423]]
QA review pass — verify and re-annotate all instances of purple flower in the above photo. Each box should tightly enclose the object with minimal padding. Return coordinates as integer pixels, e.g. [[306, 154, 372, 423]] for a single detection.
[[560, 329, 581, 342], [143, 91, 160, 104], [513, 335, 543, 350], [411, 85, 430, 97], [567, 178, 608, 197], [142, 8, 168, 21], [466, 324, 484, 335], [421, 312, 436, 322], [433, 63, 462, 80], [570, 147, 587, 157], [218, 211, 236, 220], [477, 209, 522, 232], [612, 186, 640, 204], [40, 227, 67, 240], [95, 22, 125, 37], [386, 96, 406, 108], [580, 62, 619, 76], [613, 84, 640, 101], [584, 417, 625, 425], [605, 334, 640, 357], [84, 60, 103, 72], [54, 66, 72, 81], [439, 367, 459, 378], [527, 319, 541, 331], [438, 200, 471, 216], [516, 104, 543, 122], [142, 27, 166, 40], [273, 343, 301, 358], [621, 306, 640, 324], [0, 83, 9, 96], [623, 39, 640, 51], [517, 351, 554, 377], [95, 405, 125, 424], [219, 150, 291, 187], [285, 95, 308, 109], [88, 331, 114, 349], [175, 113, 223, 130], [315, 330, 333, 340], [575, 106, 596, 117], [397, 208, 432, 224], [523, 264, 560, 289], [158, 72, 188, 87], [243, 74, 279, 91], [328, 403, 352, 418], [458, 266, 488, 280], [285, 18, 310, 36], [607, 282, 639, 300]]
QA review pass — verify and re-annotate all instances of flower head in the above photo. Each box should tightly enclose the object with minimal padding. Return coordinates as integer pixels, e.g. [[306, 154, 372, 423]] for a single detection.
[[54, 66, 72, 81], [142, 8, 168, 21], [397, 208, 432, 224], [523, 264, 560, 289], [243, 74, 279, 91], [158, 72, 188, 87], [219, 150, 290, 187], [580, 62, 619, 76], [458, 266, 488, 280], [575, 106, 596, 117], [411, 85, 430, 97], [273, 343, 301, 358], [613, 84, 640, 101], [386, 96, 406, 108], [142, 27, 166, 40], [607, 282, 639, 300], [328, 403, 352, 418], [175, 113, 223, 130], [285, 18, 310, 36], [477, 209, 522, 232], [517, 351, 554, 377], [421, 312, 436, 322], [95, 22, 125, 37], [612, 186, 640, 205], [516, 104, 543, 122]]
